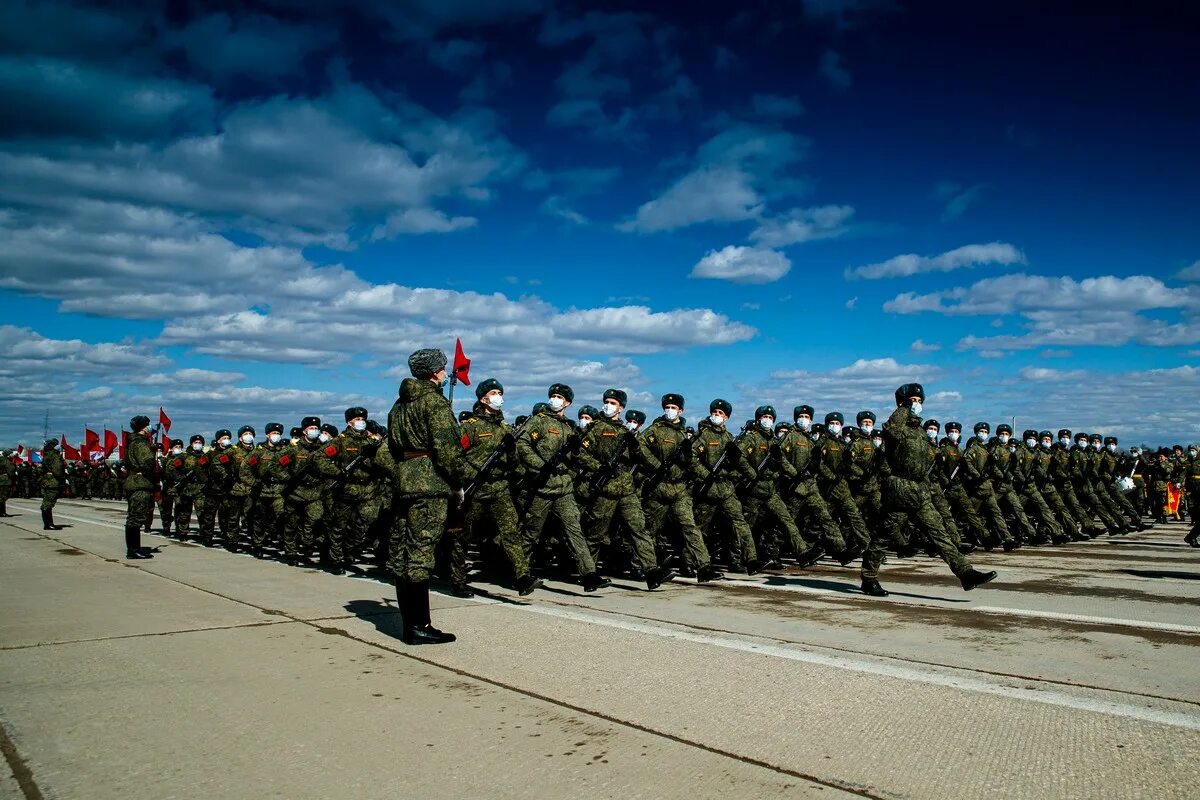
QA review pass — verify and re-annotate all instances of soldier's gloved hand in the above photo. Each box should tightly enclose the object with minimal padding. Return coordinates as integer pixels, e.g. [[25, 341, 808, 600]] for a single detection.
[[455, 488, 466, 505]]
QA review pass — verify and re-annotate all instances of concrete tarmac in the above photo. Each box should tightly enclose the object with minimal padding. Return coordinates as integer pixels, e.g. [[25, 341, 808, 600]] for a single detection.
[[2, 498, 1198, 799]]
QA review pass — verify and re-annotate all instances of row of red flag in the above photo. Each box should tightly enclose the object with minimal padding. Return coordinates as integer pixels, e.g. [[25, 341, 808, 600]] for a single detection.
[[8, 407, 172, 465]]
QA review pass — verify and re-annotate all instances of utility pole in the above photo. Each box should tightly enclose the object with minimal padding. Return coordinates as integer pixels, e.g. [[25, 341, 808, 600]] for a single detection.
[[43, 409, 49, 440]]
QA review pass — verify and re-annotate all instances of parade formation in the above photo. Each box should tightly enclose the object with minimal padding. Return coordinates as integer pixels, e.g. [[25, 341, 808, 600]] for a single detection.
[[3, 348, 1197, 646]]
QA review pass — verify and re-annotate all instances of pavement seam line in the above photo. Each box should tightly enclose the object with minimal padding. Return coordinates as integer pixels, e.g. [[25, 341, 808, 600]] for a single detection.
[[0, 716, 44, 800], [0, 619, 298, 651]]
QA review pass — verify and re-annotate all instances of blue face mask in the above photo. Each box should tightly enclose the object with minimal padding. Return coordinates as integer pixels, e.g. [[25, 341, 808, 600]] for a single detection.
[[352, 420, 367, 432]]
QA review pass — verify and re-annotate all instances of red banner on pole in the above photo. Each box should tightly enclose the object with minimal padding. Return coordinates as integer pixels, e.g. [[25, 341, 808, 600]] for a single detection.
[[452, 338, 471, 386]]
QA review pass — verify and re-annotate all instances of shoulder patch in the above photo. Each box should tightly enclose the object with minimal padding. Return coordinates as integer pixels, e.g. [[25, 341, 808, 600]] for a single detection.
[[279, 454, 292, 467], [198, 456, 208, 466], [247, 456, 258, 467], [218, 454, 230, 464], [323, 444, 338, 457], [461, 433, 471, 450], [172, 458, 183, 468], [548, 427, 561, 435]]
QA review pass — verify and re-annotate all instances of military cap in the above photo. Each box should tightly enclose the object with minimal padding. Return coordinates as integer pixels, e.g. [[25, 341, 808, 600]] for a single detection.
[[894, 382, 925, 405], [515, 415, 529, 426], [237, 425, 255, 437], [704, 398, 730, 416], [1089, 432, 1102, 442], [856, 410, 876, 424], [755, 405, 776, 420], [997, 423, 1012, 435], [824, 411, 843, 424], [1158, 447, 1172, 457], [458, 410, 472, 423], [170, 438, 183, 447], [344, 406, 368, 422], [661, 393, 684, 409], [532, 402, 549, 415], [1038, 430, 1052, 440], [945, 421, 962, 432], [973, 422, 990, 434], [300, 416, 320, 429], [475, 378, 503, 399], [793, 404, 814, 420], [548, 383, 574, 402], [265, 422, 284, 435], [1022, 429, 1037, 440], [44, 437, 58, 448], [1058, 428, 1072, 438], [1075, 431, 1089, 442], [290, 427, 300, 438], [774, 422, 791, 433], [130, 415, 151, 431], [578, 404, 599, 419], [1173, 444, 1185, 452], [407, 348, 447, 377], [811, 423, 826, 435], [190, 434, 205, 444], [320, 423, 339, 437], [1190, 443, 1199, 450], [366, 420, 384, 436], [603, 388, 627, 406], [1104, 436, 1117, 445], [625, 410, 646, 425], [215, 429, 232, 440], [924, 419, 940, 430]]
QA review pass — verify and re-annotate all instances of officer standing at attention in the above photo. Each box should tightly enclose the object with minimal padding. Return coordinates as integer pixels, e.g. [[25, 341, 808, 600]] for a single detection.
[[124, 415, 158, 560]]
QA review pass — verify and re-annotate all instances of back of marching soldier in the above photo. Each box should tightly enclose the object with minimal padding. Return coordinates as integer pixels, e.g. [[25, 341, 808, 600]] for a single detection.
[[319, 407, 382, 574], [387, 349, 476, 645]]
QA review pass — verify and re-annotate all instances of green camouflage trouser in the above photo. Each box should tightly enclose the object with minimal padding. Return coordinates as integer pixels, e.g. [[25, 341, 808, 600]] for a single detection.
[[928, 483, 962, 547], [996, 485, 1037, 539], [126, 489, 153, 528], [823, 479, 871, 551], [40, 486, 60, 512], [1056, 481, 1103, 534], [785, 480, 847, 554], [452, 491, 531, 586], [173, 495, 196, 535], [643, 483, 712, 571], [326, 492, 381, 565], [967, 482, 1014, 546], [694, 489, 757, 570], [520, 492, 597, 576], [944, 483, 991, 545], [868, 476, 969, 581], [1074, 480, 1121, 531], [284, 496, 323, 555], [1039, 484, 1081, 536], [389, 494, 449, 583], [742, 489, 810, 560], [1103, 480, 1139, 523], [252, 494, 285, 548], [583, 492, 658, 573], [1020, 484, 1064, 539]]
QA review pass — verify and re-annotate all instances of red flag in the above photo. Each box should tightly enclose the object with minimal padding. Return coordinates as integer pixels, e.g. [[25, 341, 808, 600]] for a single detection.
[[159, 407, 172, 434], [452, 338, 471, 386], [103, 429, 118, 458], [119, 429, 128, 461], [61, 435, 81, 462], [15, 445, 23, 456], [85, 428, 100, 453]]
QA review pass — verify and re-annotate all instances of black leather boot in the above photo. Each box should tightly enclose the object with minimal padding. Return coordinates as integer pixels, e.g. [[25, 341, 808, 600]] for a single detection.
[[125, 525, 152, 559], [42, 509, 64, 530], [860, 578, 888, 597], [514, 574, 543, 596], [960, 568, 998, 591], [581, 572, 611, 592], [646, 566, 676, 590], [796, 546, 825, 569], [696, 565, 725, 582], [402, 581, 455, 645]]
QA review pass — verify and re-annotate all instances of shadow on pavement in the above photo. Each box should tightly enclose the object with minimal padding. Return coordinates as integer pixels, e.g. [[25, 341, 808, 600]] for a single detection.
[[344, 598, 404, 639], [1120, 569, 1200, 581], [764, 575, 970, 603]]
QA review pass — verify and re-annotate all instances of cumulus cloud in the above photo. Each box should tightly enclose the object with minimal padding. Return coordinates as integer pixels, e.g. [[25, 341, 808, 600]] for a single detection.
[[371, 208, 478, 238], [749, 204, 854, 247], [1018, 367, 1086, 381], [738, 357, 942, 416], [690, 246, 791, 284], [847, 242, 1026, 280], [911, 339, 941, 352], [1177, 260, 1200, 282], [819, 50, 851, 90]]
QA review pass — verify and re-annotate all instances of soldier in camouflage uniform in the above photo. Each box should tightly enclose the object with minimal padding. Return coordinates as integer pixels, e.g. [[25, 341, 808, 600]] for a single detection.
[[735, 405, 820, 568], [123, 415, 158, 559], [638, 394, 724, 582], [515, 384, 607, 591], [165, 434, 206, 540], [39, 438, 66, 530], [1070, 432, 1124, 535], [0, 449, 16, 517], [692, 399, 760, 574], [1099, 436, 1144, 530], [198, 429, 234, 547], [919, 419, 970, 553], [1032, 430, 1085, 542], [815, 411, 871, 557], [244, 422, 290, 558], [157, 440, 181, 533], [577, 389, 675, 590], [388, 348, 479, 644], [986, 424, 1039, 544], [937, 422, 990, 549], [453, 379, 542, 596], [317, 407, 382, 574], [225, 425, 258, 548], [1012, 429, 1064, 544], [961, 423, 1017, 550], [1185, 445, 1200, 546], [864, 384, 996, 597], [1050, 428, 1103, 537], [777, 405, 849, 560], [847, 411, 886, 540], [281, 416, 327, 564]]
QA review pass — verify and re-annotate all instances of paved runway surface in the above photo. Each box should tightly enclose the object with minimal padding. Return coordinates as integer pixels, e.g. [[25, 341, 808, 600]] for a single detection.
[[2, 498, 1198, 799]]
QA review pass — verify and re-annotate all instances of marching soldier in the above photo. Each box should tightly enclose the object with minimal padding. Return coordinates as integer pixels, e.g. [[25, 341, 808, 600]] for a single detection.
[[777, 405, 850, 561], [317, 407, 383, 574], [815, 411, 871, 557], [165, 435, 206, 540], [281, 416, 327, 564], [962, 423, 1017, 550], [692, 399, 760, 574], [245, 422, 289, 558], [1071, 432, 1124, 535], [987, 424, 1039, 544], [0, 449, 16, 517]]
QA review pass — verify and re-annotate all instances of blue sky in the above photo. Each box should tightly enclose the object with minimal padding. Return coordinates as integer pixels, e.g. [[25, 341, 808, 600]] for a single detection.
[[2, 0, 1198, 449]]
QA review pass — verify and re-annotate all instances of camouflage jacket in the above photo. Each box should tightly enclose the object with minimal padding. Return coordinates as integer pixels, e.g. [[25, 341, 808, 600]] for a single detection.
[[985, 439, 1016, 488], [280, 438, 327, 503], [388, 377, 473, 498], [0, 456, 15, 487], [204, 444, 240, 495], [578, 413, 640, 498], [165, 449, 206, 498], [515, 410, 579, 497], [691, 418, 751, 501], [733, 424, 782, 499], [124, 433, 157, 492], [881, 405, 931, 482], [935, 439, 962, 488], [1049, 443, 1072, 484], [846, 429, 883, 492], [245, 441, 292, 498], [40, 449, 65, 489], [636, 416, 695, 493], [1069, 444, 1094, 483], [961, 438, 993, 492], [228, 442, 257, 497], [1013, 442, 1037, 490], [459, 405, 516, 501], [1029, 444, 1054, 489], [318, 427, 380, 500], [815, 429, 849, 489], [776, 428, 820, 494]]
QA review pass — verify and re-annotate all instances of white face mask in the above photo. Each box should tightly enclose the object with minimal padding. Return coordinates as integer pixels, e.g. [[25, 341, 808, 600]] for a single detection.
[[795, 417, 811, 431], [1041, 439, 1052, 450], [1190, 451, 1197, 458], [218, 437, 231, 448], [319, 432, 332, 443], [1060, 436, 1071, 446], [1076, 440, 1087, 448], [860, 423, 873, 435], [171, 447, 183, 456], [625, 421, 640, 432], [872, 437, 883, 448], [1107, 443, 1117, 453], [810, 432, 821, 442], [578, 418, 591, 429], [305, 429, 319, 440], [664, 408, 680, 421], [240, 433, 254, 445], [998, 433, 1010, 444], [1025, 438, 1036, 448], [485, 395, 504, 411], [268, 433, 281, 445], [827, 423, 842, 436], [926, 429, 938, 441], [709, 414, 726, 427], [602, 402, 619, 418], [547, 396, 566, 412], [909, 400, 922, 415], [759, 418, 774, 431], [352, 420, 367, 432], [948, 431, 960, 443], [191, 443, 203, 452]]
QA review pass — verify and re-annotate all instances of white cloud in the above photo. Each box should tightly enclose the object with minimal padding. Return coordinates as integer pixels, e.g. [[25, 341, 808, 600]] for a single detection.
[[911, 339, 941, 352], [934, 182, 986, 222], [749, 204, 854, 247], [371, 207, 478, 238], [819, 50, 851, 90], [848, 242, 1026, 280], [1018, 367, 1086, 381], [621, 165, 762, 233], [845, 296, 858, 309], [1177, 260, 1200, 282], [690, 246, 791, 284], [886, 273, 1189, 315]]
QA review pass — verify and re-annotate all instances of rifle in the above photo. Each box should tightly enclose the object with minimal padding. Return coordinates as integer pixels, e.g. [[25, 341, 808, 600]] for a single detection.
[[326, 440, 381, 496], [696, 422, 752, 496], [588, 429, 636, 492], [640, 429, 695, 495], [940, 463, 960, 495], [461, 417, 529, 506], [737, 436, 778, 490], [173, 465, 203, 494], [281, 456, 316, 499], [519, 419, 582, 496]]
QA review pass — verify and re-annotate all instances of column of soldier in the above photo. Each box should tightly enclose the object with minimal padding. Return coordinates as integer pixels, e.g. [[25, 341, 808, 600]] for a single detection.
[[6, 350, 1197, 646]]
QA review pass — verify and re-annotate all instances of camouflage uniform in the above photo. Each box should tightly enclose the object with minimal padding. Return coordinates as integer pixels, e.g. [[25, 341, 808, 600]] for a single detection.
[[1030, 434, 1082, 541], [814, 421, 871, 553], [1013, 433, 1064, 543], [39, 442, 65, 527], [962, 432, 1015, 548], [319, 419, 382, 570], [199, 434, 237, 547], [281, 431, 328, 560], [937, 427, 992, 547], [1098, 439, 1141, 528], [123, 424, 157, 557], [226, 431, 258, 549], [986, 432, 1037, 543], [691, 413, 759, 573], [0, 452, 15, 516], [777, 423, 848, 556], [736, 417, 814, 564], [1070, 437, 1123, 534], [165, 440, 206, 539], [245, 429, 290, 554]]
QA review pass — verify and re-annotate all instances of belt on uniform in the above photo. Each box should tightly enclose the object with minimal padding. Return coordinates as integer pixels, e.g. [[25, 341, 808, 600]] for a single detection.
[[403, 450, 433, 461]]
